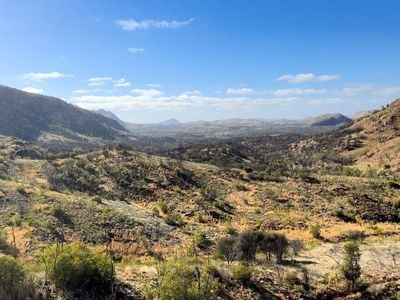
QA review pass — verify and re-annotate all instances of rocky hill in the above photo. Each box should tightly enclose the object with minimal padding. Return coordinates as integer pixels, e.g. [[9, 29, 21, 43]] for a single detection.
[[0, 85, 133, 150]]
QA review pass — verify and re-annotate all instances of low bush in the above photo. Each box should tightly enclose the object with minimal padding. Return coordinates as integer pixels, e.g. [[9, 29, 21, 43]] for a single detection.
[[230, 264, 253, 285], [37, 243, 114, 298]]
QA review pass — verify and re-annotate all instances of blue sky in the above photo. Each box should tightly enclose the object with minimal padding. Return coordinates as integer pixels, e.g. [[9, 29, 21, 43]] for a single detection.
[[1, 0, 400, 123]]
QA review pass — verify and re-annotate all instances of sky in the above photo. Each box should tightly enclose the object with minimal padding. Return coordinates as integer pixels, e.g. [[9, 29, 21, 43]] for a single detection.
[[1, 0, 400, 123]]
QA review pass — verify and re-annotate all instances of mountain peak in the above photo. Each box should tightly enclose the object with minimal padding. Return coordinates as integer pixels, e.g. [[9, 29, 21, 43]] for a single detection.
[[159, 118, 181, 126]]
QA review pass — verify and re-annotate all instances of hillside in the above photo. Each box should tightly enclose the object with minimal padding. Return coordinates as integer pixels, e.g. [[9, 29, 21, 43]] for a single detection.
[[0, 109, 399, 299], [305, 113, 352, 127], [0, 85, 132, 149], [293, 99, 400, 175]]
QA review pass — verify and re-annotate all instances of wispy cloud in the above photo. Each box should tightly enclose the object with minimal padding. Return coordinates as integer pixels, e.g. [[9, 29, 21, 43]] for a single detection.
[[131, 88, 164, 97], [23, 71, 73, 81], [128, 47, 145, 54], [116, 18, 194, 30], [272, 88, 327, 97], [22, 87, 44, 94], [72, 89, 88, 94], [277, 73, 340, 83], [340, 84, 400, 98], [226, 87, 255, 95], [114, 78, 131, 87], [146, 83, 162, 88], [87, 77, 113, 87]]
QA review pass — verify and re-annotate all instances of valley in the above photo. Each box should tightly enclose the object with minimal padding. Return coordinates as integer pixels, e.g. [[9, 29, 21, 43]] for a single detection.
[[0, 90, 399, 299]]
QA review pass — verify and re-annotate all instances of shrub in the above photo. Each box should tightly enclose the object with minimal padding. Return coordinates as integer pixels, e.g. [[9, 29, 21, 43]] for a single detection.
[[344, 230, 366, 242], [0, 255, 26, 291], [309, 224, 322, 239], [216, 236, 237, 264], [194, 230, 212, 250], [289, 239, 304, 257], [144, 256, 217, 300], [37, 243, 114, 298], [392, 198, 400, 209], [231, 264, 253, 285], [91, 195, 102, 204], [235, 230, 266, 262], [159, 200, 169, 214], [201, 184, 218, 202], [165, 212, 185, 227], [259, 233, 289, 264], [341, 241, 362, 291], [0, 230, 9, 252], [9, 213, 22, 227]]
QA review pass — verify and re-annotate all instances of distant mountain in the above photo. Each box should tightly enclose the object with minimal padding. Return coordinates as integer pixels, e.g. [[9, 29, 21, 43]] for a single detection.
[[350, 110, 375, 120], [0, 85, 133, 149], [93, 109, 125, 126], [304, 113, 352, 127], [159, 118, 181, 126]]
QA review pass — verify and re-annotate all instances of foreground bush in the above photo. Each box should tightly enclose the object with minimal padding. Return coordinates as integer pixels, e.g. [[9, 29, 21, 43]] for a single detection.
[[144, 256, 217, 300], [37, 243, 114, 298], [0, 255, 44, 300]]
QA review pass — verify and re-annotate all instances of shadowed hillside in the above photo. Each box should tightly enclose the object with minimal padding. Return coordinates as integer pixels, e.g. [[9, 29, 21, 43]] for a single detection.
[[0, 85, 131, 149]]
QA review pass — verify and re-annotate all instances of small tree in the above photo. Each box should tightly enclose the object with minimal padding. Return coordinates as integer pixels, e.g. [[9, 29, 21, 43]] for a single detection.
[[341, 241, 362, 291], [234, 231, 265, 262], [216, 236, 236, 264], [0, 255, 26, 290]]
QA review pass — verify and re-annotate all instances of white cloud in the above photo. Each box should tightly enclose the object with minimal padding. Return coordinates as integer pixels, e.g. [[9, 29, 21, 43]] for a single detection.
[[131, 88, 164, 97], [88, 77, 113, 82], [272, 88, 327, 97], [128, 47, 145, 54], [22, 87, 44, 94], [116, 18, 194, 30], [339, 84, 400, 99], [226, 87, 254, 95], [277, 73, 340, 83], [23, 71, 73, 81], [87, 77, 113, 87], [72, 89, 88, 94], [114, 78, 131, 87]]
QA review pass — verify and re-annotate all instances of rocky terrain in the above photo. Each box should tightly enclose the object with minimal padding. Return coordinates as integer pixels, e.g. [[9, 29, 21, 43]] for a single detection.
[[0, 94, 399, 299]]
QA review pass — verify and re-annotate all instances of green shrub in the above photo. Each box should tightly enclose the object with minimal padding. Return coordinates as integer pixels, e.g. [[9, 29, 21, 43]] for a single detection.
[[91, 195, 102, 204], [201, 184, 218, 202], [392, 198, 400, 209], [144, 256, 217, 300], [309, 224, 322, 239], [0, 255, 26, 290], [165, 212, 185, 227], [231, 264, 253, 285], [37, 243, 114, 298], [341, 241, 362, 291], [9, 213, 22, 227], [0, 230, 9, 252], [194, 230, 212, 250], [159, 200, 169, 214]]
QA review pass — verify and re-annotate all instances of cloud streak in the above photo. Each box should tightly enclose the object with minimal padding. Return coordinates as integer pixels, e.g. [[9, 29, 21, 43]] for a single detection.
[[226, 87, 254, 95], [116, 18, 194, 30], [23, 71, 73, 81], [277, 73, 340, 83], [272, 88, 327, 96]]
